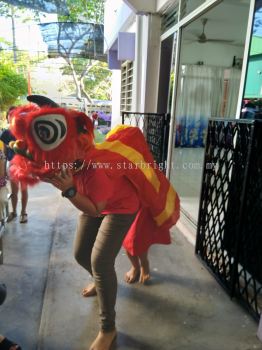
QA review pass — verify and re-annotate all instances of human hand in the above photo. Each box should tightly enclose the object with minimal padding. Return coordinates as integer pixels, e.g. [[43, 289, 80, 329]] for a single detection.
[[42, 167, 75, 192]]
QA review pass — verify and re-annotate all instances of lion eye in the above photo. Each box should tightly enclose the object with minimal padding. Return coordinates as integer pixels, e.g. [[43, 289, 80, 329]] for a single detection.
[[32, 114, 67, 151]]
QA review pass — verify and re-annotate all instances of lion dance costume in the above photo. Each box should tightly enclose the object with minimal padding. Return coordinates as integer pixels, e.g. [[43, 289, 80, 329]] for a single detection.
[[8, 95, 180, 256]]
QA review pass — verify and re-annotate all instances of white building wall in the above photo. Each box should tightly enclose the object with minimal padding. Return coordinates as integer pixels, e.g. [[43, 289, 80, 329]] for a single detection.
[[123, 0, 156, 13], [105, 1, 164, 125], [181, 42, 244, 67], [104, 0, 136, 126], [104, 0, 135, 53], [123, 0, 177, 13]]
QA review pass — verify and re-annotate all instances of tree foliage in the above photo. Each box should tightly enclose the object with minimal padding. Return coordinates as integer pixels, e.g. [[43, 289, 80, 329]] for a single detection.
[[56, 0, 108, 103], [0, 0, 110, 105], [61, 59, 111, 100], [83, 61, 111, 100], [0, 59, 27, 110], [0, 1, 40, 21], [61, 0, 104, 23]]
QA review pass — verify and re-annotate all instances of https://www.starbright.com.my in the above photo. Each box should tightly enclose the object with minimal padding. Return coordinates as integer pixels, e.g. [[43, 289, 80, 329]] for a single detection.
[[44, 160, 218, 172]]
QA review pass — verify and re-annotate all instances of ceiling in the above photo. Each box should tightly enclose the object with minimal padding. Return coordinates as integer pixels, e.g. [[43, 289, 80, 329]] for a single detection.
[[183, 0, 250, 46]]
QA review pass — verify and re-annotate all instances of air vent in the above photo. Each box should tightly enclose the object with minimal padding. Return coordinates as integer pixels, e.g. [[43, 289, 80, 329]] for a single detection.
[[120, 61, 134, 112], [161, 3, 179, 34]]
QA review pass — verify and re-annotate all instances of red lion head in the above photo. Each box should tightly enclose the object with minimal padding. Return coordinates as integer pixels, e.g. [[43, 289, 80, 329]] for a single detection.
[[9, 95, 94, 184]]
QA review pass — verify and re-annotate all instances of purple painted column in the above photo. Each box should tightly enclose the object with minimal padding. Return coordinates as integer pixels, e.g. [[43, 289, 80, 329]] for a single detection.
[[118, 32, 135, 61]]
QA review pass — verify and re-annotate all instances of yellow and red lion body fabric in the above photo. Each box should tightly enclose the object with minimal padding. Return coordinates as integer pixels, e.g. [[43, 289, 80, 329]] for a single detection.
[[8, 97, 180, 256]]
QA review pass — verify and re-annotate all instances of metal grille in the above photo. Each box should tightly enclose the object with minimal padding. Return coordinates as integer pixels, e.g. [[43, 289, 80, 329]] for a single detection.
[[122, 112, 170, 166], [196, 119, 262, 320], [235, 122, 262, 317]]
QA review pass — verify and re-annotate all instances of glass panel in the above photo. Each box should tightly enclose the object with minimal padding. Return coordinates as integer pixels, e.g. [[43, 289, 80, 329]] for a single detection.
[[170, 0, 250, 223], [241, 0, 262, 119], [180, 0, 207, 20]]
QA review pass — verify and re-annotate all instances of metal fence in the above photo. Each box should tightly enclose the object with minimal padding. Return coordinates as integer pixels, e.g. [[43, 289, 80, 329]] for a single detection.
[[196, 118, 262, 321], [122, 112, 170, 166]]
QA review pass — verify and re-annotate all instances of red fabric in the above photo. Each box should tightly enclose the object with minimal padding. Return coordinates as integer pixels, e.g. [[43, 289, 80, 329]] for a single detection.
[[74, 167, 140, 214], [86, 127, 180, 219], [74, 167, 171, 255], [122, 207, 171, 256]]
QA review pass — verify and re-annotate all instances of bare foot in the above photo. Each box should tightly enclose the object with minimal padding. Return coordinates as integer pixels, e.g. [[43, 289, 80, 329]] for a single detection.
[[89, 330, 117, 350], [82, 283, 97, 297], [125, 267, 140, 283], [139, 258, 150, 284], [139, 269, 150, 284]]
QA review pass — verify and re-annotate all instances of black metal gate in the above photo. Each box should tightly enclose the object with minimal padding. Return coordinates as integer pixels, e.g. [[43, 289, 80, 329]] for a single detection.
[[196, 118, 262, 320], [122, 112, 170, 166]]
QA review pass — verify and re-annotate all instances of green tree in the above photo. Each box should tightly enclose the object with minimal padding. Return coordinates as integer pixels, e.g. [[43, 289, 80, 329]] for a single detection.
[[83, 61, 111, 100], [0, 59, 27, 110], [0, 0, 110, 104], [0, 1, 40, 63], [0, 3, 50, 104], [55, 0, 109, 103], [60, 58, 111, 101], [60, 0, 104, 23]]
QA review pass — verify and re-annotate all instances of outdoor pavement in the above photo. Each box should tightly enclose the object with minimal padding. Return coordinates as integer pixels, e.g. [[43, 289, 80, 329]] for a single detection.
[[0, 183, 261, 350]]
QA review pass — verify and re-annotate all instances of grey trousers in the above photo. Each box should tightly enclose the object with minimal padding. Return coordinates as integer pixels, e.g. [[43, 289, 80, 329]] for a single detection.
[[74, 212, 136, 332]]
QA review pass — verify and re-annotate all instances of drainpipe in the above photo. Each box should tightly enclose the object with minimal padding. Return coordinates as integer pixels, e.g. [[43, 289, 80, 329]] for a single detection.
[[132, 14, 145, 112]]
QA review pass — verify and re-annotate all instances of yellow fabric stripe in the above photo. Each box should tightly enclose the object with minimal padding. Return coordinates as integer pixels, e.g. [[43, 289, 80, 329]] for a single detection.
[[95, 140, 160, 193], [154, 185, 177, 226], [106, 125, 131, 139]]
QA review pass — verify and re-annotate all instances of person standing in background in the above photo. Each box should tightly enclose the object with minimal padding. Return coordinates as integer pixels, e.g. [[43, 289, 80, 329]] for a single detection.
[[0, 140, 8, 226], [0, 107, 28, 223]]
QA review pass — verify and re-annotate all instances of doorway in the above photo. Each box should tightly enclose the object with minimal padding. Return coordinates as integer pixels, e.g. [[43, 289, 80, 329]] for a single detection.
[[169, 0, 251, 223]]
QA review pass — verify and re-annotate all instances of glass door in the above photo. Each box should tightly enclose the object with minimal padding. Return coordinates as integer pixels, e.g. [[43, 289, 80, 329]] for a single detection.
[[169, 0, 251, 223]]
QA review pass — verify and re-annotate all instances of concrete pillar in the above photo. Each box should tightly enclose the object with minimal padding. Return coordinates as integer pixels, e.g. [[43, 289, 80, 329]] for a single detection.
[[132, 14, 161, 113], [111, 70, 122, 127], [144, 14, 161, 113]]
